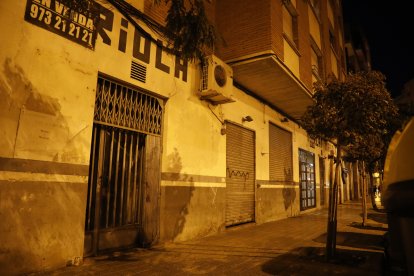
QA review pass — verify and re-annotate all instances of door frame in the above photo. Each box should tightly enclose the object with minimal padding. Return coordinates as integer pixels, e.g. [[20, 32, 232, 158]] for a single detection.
[[84, 74, 164, 256]]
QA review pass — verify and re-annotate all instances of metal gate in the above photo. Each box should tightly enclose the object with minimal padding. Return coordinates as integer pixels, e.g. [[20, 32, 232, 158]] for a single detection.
[[85, 75, 163, 255], [226, 122, 255, 226]]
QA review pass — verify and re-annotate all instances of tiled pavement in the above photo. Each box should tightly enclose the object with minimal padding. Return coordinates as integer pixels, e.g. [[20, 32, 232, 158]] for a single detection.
[[30, 202, 388, 275]]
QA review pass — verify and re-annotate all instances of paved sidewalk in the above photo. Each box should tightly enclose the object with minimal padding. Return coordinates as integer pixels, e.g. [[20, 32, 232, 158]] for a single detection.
[[31, 202, 388, 275]]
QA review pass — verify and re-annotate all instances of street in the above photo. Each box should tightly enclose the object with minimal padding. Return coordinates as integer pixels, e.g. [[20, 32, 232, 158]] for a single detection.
[[32, 202, 387, 275]]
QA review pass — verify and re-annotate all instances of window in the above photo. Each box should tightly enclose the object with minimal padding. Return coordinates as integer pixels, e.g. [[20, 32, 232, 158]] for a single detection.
[[299, 149, 316, 210], [282, 1, 299, 47], [310, 38, 322, 83]]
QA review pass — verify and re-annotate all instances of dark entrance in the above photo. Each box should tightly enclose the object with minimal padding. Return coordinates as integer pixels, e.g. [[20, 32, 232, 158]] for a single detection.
[[84, 124, 146, 255], [84, 75, 163, 255]]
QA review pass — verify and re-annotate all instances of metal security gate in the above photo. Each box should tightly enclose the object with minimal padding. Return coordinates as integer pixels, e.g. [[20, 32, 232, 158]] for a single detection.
[[85, 125, 145, 254], [226, 122, 255, 226], [269, 123, 293, 183], [299, 149, 316, 210], [85, 75, 163, 256]]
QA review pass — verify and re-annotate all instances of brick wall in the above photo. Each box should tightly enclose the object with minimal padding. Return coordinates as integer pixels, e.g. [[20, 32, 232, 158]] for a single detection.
[[320, 0, 346, 80], [141, 0, 346, 85], [297, 0, 312, 90], [144, 0, 169, 26], [270, 0, 284, 59], [215, 0, 272, 61], [320, 0, 332, 80], [204, 0, 215, 25]]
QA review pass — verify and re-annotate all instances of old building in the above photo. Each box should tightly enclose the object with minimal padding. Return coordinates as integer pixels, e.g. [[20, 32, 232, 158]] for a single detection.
[[0, 0, 346, 274]]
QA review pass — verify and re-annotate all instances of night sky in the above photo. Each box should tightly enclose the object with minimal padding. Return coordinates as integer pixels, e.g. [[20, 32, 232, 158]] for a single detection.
[[342, 1, 414, 98]]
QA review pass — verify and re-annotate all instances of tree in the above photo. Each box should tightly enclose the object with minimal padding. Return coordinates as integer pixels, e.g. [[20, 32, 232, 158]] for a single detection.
[[395, 78, 414, 117], [301, 71, 399, 259], [159, 0, 216, 62]]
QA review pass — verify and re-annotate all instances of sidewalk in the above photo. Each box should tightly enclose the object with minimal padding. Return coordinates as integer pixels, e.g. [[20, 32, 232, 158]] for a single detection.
[[31, 202, 388, 275]]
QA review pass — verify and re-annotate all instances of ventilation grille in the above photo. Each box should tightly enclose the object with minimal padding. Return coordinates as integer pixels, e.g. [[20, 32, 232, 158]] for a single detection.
[[131, 61, 146, 83], [201, 61, 209, 91]]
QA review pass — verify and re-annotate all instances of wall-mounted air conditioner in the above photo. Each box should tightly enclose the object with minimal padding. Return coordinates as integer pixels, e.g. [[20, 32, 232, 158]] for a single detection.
[[199, 55, 235, 104]]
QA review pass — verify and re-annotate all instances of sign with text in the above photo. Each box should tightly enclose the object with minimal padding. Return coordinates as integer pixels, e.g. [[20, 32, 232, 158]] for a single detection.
[[24, 0, 98, 49]]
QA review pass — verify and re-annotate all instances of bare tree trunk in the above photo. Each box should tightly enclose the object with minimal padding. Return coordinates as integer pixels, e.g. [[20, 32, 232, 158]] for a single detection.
[[361, 161, 368, 226], [349, 163, 354, 201], [338, 166, 343, 204], [326, 154, 335, 260], [369, 171, 378, 211], [326, 146, 341, 260], [353, 160, 360, 200], [329, 157, 334, 193]]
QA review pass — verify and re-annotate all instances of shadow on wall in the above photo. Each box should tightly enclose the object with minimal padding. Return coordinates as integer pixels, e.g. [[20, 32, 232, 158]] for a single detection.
[[282, 186, 296, 212], [261, 246, 383, 275], [0, 59, 68, 157], [282, 168, 296, 215], [172, 176, 195, 240], [0, 58, 62, 115], [165, 148, 195, 241], [0, 58, 87, 163], [167, 148, 182, 177]]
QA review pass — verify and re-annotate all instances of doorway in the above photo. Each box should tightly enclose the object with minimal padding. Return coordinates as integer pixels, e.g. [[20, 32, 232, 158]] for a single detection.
[[84, 75, 163, 255], [225, 122, 256, 226]]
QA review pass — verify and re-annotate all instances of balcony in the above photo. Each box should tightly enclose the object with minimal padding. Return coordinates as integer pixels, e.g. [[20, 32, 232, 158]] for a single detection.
[[228, 53, 314, 120]]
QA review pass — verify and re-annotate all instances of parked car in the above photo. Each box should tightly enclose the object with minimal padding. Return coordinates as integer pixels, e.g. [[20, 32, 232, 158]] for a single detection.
[[382, 117, 414, 274]]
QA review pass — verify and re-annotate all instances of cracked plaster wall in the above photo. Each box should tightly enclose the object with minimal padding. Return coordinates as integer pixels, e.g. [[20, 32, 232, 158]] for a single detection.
[[0, 1, 96, 274]]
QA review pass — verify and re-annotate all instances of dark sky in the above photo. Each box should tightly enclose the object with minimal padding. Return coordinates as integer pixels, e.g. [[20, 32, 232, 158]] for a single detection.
[[342, 1, 414, 98]]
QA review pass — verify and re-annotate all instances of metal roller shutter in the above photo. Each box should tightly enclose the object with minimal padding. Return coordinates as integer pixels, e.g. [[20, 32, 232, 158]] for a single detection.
[[269, 123, 293, 183], [226, 122, 255, 226]]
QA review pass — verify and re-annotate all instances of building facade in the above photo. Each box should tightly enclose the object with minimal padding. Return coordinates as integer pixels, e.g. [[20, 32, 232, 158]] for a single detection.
[[0, 0, 346, 274]]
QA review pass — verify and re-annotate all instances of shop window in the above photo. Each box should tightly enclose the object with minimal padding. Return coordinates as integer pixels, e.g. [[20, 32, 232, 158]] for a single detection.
[[299, 149, 316, 210]]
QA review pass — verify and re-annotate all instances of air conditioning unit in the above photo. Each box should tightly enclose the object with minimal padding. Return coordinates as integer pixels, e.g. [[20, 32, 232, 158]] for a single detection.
[[200, 55, 235, 104]]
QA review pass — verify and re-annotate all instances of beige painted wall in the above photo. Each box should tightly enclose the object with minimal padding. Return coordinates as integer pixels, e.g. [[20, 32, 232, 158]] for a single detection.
[[0, 2, 96, 163], [0, 1, 96, 274], [0, 0, 196, 273]]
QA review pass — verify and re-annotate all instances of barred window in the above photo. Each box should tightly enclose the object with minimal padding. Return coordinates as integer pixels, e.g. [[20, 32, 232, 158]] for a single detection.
[[94, 76, 163, 135]]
